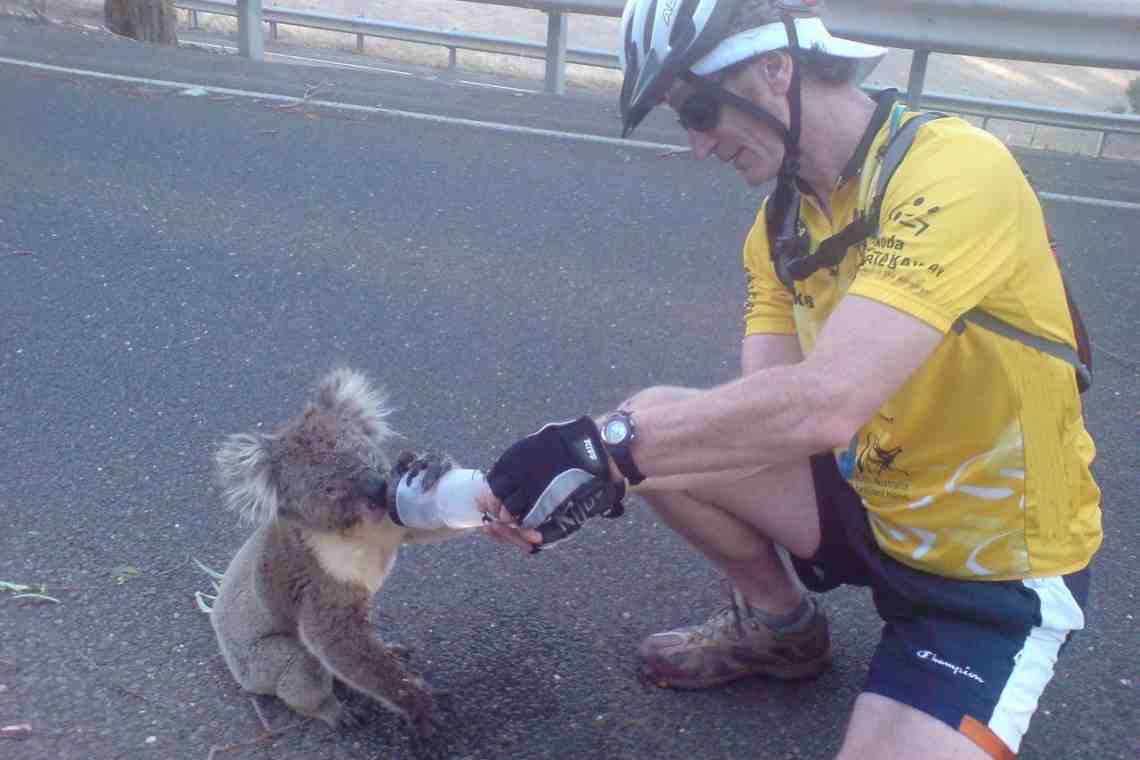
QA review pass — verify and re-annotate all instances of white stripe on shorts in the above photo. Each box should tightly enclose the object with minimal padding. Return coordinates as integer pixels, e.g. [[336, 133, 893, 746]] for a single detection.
[[988, 576, 1086, 752]]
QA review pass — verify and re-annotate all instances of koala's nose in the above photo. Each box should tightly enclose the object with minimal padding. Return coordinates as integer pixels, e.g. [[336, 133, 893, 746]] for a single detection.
[[356, 472, 388, 506]]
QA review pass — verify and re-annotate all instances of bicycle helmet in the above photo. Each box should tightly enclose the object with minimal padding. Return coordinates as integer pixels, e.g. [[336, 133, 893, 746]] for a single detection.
[[619, 0, 743, 138], [618, 0, 887, 137]]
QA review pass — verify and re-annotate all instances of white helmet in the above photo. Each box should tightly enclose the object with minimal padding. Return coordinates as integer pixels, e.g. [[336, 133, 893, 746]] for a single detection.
[[618, 0, 887, 136]]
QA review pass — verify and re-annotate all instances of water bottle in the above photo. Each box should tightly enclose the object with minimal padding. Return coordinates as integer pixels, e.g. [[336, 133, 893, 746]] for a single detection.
[[393, 468, 489, 529]]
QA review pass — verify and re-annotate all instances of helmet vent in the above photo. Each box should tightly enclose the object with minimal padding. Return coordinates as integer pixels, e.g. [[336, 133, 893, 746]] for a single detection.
[[643, 0, 659, 53], [668, 0, 702, 47]]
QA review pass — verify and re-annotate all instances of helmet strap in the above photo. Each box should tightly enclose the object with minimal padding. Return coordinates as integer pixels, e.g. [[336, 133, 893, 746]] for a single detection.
[[778, 12, 804, 179], [766, 13, 807, 291]]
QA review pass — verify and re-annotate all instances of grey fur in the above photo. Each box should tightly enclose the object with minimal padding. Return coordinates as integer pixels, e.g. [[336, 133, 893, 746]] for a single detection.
[[207, 368, 468, 737]]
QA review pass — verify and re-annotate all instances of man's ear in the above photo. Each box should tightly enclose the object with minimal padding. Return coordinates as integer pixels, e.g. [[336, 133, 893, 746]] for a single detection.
[[760, 51, 794, 96], [731, 52, 792, 102]]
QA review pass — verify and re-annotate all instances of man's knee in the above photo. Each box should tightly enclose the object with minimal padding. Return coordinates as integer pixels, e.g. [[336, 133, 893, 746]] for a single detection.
[[637, 461, 821, 560]]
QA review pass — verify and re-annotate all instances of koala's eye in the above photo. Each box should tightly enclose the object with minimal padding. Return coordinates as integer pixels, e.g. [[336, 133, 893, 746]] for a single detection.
[[323, 486, 345, 499]]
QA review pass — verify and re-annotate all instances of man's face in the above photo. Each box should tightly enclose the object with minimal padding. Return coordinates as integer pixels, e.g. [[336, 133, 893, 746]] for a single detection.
[[665, 61, 790, 187]]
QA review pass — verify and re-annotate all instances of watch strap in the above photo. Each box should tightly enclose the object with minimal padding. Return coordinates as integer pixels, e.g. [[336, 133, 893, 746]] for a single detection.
[[605, 410, 646, 486]]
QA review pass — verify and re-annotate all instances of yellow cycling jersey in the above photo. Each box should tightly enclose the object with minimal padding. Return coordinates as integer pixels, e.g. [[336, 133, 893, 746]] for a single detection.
[[743, 99, 1102, 581]]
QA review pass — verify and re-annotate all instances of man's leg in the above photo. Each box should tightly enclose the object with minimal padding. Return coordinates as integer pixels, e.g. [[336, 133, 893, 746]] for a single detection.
[[838, 694, 990, 760], [638, 458, 820, 615], [634, 458, 832, 688], [622, 384, 822, 614]]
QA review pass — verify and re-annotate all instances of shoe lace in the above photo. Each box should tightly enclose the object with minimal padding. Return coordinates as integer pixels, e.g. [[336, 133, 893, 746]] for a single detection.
[[691, 582, 750, 642]]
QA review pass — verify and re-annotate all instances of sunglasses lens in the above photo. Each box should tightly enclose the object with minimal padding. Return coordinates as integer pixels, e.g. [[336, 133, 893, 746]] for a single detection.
[[678, 93, 720, 132]]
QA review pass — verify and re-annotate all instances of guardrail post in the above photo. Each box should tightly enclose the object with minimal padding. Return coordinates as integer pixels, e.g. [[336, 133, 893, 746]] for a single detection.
[[238, 0, 265, 60], [269, 21, 278, 40], [189, 10, 198, 29], [1095, 131, 1108, 159], [906, 49, 930, 109], [545, 11, 567, 95], [449, 47, 458, 69]]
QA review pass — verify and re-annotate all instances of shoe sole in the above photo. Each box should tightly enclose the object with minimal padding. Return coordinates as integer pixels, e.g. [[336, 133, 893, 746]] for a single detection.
[[640, 652, 832, 690]]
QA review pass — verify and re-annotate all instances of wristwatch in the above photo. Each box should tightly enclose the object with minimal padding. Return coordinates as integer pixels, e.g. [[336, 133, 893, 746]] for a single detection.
[[600, 410, 646, 486]]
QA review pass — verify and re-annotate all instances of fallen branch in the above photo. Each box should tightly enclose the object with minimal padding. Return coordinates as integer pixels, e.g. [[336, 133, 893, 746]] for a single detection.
[[250, 697, 272, 733], [1, 581, 60, 604], [1, 723, 33, 739], [270, 81, 333, 113], [205, 719, 306, 759]]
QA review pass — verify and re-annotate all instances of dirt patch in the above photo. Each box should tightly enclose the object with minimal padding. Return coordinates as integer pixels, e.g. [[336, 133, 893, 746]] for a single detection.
[[13, 0, 1140, 159]]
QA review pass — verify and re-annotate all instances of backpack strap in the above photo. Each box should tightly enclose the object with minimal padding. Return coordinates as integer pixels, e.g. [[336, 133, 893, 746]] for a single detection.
[[768, 105, 1094, 392], [773, 110, 945, 286], [954, 310, 1092, 392], [865, 112, 946, 229], [1051, 242, 1095, 389], [859, 110, 1093, 392]]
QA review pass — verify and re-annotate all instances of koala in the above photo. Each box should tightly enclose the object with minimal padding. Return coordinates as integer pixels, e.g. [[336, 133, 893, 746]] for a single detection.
[[205, 368, 471, 737]]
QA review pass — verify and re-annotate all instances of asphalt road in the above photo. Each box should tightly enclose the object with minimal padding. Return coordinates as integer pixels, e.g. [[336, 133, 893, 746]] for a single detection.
[[0, 15, 1137, 760]]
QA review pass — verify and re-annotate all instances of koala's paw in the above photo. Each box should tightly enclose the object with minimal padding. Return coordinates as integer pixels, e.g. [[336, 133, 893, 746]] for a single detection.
[[399, 678, 439, 740], [395, 451, 455, 492], [333, 699, 371, 730], [394, 450, 418, 479]]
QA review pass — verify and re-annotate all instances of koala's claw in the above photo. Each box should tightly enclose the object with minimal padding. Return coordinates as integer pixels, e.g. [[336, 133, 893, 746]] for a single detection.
[[402, 685, 439, 740], [394, 450, 417, 476], [396, 451, 454, 492], [334, 700, 371, 730]]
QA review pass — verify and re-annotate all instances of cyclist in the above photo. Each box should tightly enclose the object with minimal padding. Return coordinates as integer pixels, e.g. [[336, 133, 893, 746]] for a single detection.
[[482, 2, 1102, 757]]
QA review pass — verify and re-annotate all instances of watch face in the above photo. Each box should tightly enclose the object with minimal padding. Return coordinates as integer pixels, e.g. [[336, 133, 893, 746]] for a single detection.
[[602, 417, 630, 445]]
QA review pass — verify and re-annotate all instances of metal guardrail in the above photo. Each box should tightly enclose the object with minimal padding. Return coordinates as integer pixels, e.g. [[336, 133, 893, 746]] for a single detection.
[[178, 0, 1140, 158], [822, 1, 1140, 71], [178, 0, 615, 86], [466, 0, 1140, 70]]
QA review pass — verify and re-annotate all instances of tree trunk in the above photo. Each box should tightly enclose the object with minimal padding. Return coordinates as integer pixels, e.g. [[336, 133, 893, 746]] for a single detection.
[[105, 0, 179, 44]]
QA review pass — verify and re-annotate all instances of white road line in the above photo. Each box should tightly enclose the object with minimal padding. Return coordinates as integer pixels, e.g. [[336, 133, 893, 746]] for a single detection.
[[0, 55, 675, 151], [458, 80, 537, 94], [184, 41, 418, 76], [2, 54, 1138, 211], [1038, 192, 1140, 211]]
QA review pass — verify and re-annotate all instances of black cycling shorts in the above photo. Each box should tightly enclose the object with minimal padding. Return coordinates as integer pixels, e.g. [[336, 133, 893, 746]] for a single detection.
[[791, 454, 1090, 759]]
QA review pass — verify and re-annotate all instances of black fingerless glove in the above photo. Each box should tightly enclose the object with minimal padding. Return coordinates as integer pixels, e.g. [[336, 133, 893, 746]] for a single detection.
[[533, 478, 626, 550], [487, 416, 614, 529]]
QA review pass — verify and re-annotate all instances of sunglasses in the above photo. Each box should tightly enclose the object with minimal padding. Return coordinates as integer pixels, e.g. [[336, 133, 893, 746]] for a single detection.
[[676, 89, 724, 132], [673, 73, 792, 140], [673, 72, 736, 132]]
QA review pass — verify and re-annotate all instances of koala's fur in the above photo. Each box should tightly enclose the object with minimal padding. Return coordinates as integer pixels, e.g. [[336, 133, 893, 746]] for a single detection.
[[207, 368, 470, 736]]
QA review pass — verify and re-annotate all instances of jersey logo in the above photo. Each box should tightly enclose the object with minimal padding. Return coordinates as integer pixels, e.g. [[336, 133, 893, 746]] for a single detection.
[[857, 434, 908, 477], [582, 439, 599, 463], [887, 196, 942, 236], [793, 290, 815, 308]]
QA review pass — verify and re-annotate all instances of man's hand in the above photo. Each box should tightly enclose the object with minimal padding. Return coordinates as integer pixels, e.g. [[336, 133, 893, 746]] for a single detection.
[[479, 478, 625, 553], [486, 416, 612, 529]]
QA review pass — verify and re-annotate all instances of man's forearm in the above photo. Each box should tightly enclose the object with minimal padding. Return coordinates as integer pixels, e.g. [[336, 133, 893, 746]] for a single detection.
[[626, 363, 847, 480]]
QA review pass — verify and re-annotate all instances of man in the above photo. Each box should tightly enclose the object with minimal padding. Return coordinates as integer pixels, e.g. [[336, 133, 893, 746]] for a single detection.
[[481, 1, 1102, 758]]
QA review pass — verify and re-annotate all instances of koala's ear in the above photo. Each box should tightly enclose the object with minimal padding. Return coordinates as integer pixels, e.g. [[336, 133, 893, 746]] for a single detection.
[[316, 368, 395, 447], [215, 433, 279, 525]]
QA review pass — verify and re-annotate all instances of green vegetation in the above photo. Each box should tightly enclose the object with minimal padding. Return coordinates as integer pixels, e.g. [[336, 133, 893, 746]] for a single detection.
[[1127, 77, 1140, 113]]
